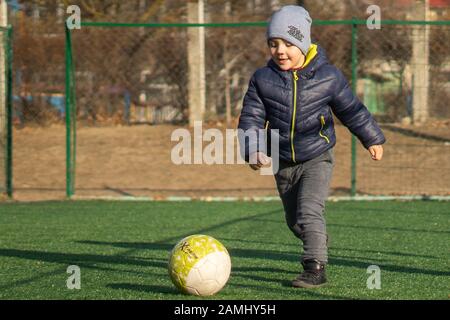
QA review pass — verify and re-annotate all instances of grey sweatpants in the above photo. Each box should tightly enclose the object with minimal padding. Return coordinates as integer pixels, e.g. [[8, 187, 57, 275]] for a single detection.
[[274, 148, 334, 264]]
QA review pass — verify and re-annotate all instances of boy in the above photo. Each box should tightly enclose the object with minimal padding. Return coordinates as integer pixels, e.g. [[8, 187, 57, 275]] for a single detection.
[[238, 5, 385, 288]]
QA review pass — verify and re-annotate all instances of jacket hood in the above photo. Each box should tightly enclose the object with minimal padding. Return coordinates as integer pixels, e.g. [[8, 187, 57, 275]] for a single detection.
[[267, 43, 329, 80]]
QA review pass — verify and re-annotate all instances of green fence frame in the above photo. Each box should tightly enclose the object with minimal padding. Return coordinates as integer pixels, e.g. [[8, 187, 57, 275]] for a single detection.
[[65, 19, 450, 199], [65, 24, 76, 198], [1, 26, 13, 198]]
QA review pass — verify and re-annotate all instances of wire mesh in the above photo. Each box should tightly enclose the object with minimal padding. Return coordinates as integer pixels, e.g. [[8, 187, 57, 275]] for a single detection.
[[9, 19, 450, 200], [355, 23, 450, 195]]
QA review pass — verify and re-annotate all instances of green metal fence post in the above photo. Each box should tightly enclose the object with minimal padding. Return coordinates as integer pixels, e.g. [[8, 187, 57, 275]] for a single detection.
[[6, 26, 13, 198], [65, 24, 74, 198], [350, 19, 358, 197]]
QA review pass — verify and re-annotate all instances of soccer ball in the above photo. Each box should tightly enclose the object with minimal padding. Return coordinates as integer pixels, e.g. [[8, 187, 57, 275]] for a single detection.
[[168, 234, 231, 296]]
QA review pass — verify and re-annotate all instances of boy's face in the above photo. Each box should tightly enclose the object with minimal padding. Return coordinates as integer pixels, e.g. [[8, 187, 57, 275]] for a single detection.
[[268, 38, 305, 71]]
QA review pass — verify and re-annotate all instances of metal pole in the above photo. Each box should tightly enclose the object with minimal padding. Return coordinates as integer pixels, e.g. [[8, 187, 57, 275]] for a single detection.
[[350, 19, 358, 197], [65, 24, 74, 198], [6, 26, 12, 198], [0, 0, 11, 197]]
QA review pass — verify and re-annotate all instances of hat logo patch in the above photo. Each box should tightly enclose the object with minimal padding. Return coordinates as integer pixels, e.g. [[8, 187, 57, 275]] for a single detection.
[[287, 25, 304, 42]]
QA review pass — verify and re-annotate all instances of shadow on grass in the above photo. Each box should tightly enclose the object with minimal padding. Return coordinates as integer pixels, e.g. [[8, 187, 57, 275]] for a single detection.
[[228, 247, 298, 262], [3, 205, 446, 296], [230, 248, 450, 277], [227, 282, 351, 300], [106, 278, 349, 300], [327, 204, 450, 217], [0, 247, 170, 291], [0, 266, 64, 291], [2, 244, 447, 298], [0, 247, 171, 291], [327, 256, 450, 277], [78, 241, 173, 251], [231, 271, 286, 285], [0, 209, 283, 291], [74, 238, 449, 282], [329, 246, 440, 260], [233, 266, 296, 275], [77, 208, 284, 250], [0, 248, 167, 269], [219, 237, 298, 248]]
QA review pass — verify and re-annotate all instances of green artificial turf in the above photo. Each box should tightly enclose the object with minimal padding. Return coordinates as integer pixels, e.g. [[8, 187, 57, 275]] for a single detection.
[[0, 200, 448, 300]]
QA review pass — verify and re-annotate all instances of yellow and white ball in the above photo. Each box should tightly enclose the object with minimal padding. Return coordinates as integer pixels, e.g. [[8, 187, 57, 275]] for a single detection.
[[168, 234, 231, 296]]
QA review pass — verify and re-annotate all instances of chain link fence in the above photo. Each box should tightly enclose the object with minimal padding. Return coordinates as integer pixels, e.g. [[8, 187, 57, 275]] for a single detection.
[[13, 19, 65, 127], [68, 23, 270, 126], [68, 22, 450, 124], [9, 20, 450, 200], [354, 22, 450, 196]]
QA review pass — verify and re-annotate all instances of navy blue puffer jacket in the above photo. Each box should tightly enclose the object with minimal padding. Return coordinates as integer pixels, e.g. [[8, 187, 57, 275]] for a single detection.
[[238, 44, 386, 163]]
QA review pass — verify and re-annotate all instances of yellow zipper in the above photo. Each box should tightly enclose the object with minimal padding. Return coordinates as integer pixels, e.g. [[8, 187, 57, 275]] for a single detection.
[[290, 70, 299, 163], [319, 115, 330, 144]]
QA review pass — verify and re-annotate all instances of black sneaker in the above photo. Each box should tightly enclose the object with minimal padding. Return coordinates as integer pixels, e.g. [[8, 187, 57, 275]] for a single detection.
[[292, 259, 327, 288]]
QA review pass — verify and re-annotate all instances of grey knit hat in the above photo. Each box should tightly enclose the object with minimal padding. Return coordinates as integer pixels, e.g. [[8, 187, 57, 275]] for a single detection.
[[266, 5, 312, 55]]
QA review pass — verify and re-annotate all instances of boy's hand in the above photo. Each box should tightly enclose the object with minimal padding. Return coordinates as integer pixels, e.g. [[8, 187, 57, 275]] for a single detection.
[[368, 145, 383, 161], [249, 152, 271, 170]]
